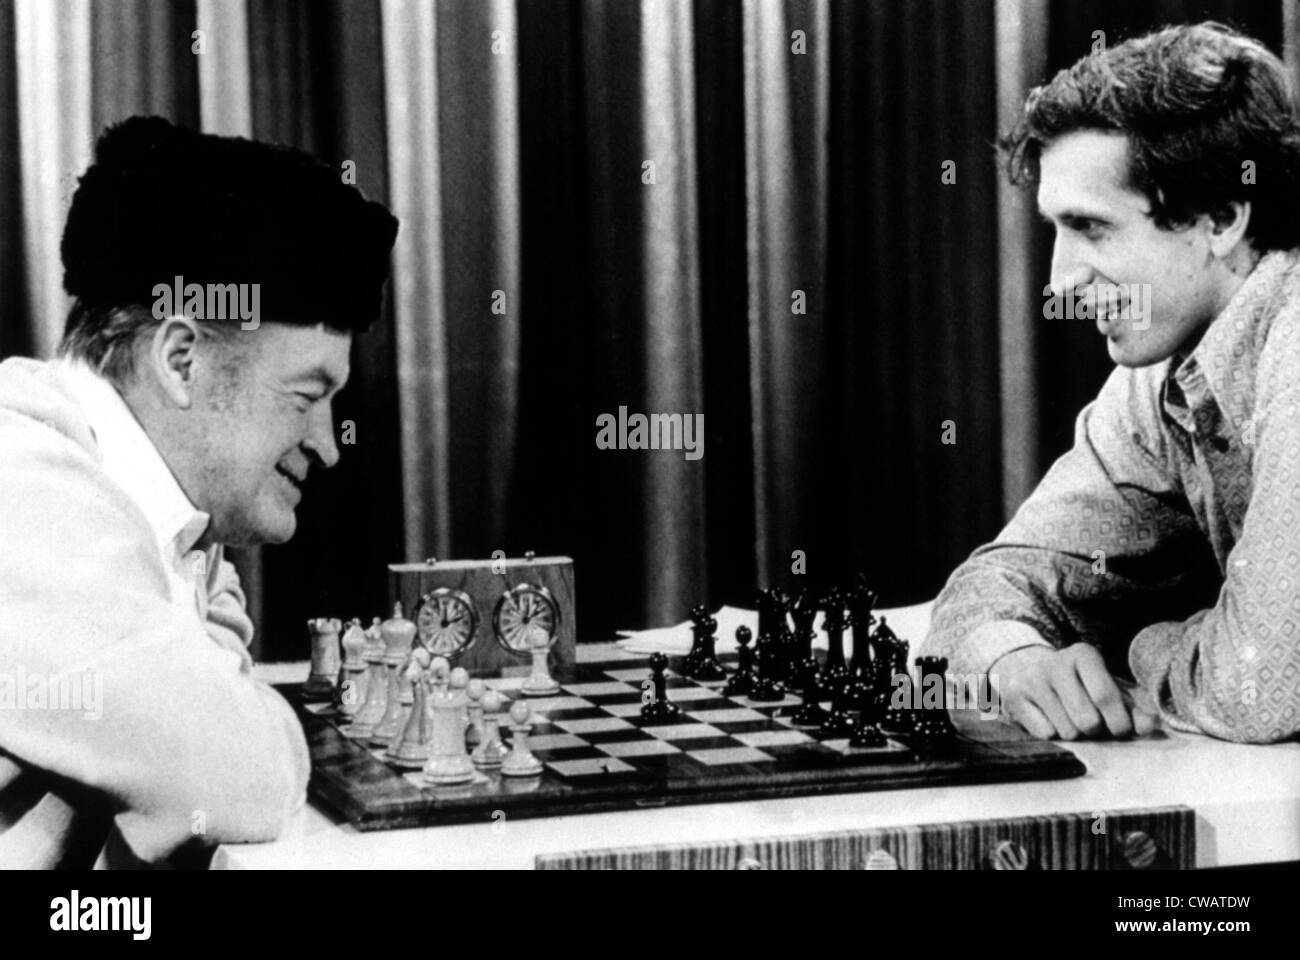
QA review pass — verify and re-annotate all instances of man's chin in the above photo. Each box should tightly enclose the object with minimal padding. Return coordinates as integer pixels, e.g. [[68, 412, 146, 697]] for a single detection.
[[213, 514, 297, 547], [1106, 335, 1167, 368]]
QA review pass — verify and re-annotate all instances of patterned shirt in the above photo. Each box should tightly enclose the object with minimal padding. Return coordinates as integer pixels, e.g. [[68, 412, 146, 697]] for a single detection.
[[922, 249, 1300, 744]]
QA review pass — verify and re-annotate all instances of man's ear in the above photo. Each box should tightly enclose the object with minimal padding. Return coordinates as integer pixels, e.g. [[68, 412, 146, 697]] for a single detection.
[[1207, 200, 1252, 259], [147, 317, 201, 410]]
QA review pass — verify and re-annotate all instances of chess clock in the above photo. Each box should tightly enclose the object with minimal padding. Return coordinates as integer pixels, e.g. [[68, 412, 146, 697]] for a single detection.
[[389, 554, 575, 676], [414, 587, 479, 657], [493, 583, 561, 655]]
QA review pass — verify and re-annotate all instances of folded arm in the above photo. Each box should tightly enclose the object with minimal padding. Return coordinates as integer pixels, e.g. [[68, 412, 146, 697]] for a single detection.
[[0, 420, 308, 861], [924, 365, 1220, 680]]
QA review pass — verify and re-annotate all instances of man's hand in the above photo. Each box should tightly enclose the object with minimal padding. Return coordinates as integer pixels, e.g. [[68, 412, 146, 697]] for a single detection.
[[990, 640, 1157, 740]]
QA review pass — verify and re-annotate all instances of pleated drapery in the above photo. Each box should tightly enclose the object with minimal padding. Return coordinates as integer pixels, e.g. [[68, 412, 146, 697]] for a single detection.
[[1, 0, 1289, 659]]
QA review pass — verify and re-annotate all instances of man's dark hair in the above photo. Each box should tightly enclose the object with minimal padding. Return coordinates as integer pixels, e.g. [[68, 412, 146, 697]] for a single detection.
[[58, 116, 399, 383], [1001, 22, 1300, 251]]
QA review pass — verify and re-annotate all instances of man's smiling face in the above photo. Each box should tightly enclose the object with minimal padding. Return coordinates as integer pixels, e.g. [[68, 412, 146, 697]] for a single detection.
[[1038, 130, 1235, 367], [189, 322, 351, 546]]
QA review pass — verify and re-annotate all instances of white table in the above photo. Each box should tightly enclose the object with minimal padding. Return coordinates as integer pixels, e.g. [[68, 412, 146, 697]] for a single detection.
[[216, 639, 1300, 869]]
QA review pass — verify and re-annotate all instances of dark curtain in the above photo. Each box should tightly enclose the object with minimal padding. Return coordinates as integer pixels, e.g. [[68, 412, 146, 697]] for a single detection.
[[0, 0, 24, 362], [239, 0, 406, 659], [821, 0, 1003, 605], [4, 1, 1288, 661]]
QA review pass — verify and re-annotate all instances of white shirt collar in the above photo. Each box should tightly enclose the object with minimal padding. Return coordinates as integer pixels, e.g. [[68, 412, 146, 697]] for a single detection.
[[57, 358, 211, 558]]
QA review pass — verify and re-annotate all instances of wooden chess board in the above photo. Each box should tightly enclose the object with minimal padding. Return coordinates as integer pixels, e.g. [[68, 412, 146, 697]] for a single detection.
[[285, 655, 1085, 831]]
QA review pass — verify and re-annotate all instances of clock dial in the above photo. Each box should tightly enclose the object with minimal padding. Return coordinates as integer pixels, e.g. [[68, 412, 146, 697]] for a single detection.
[[492, 584, 560, 655], [414, 588, 478, 658]]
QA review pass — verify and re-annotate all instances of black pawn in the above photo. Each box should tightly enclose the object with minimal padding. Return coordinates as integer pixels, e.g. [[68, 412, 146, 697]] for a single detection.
[[747, 640, 786, 702], [819, 674, 856, 737], [849, 722, 887, 749], [723, 626, 756, 697], [789, 656, 829, 727], [640, 652, 681, 724], [683, 605, 728, 682]]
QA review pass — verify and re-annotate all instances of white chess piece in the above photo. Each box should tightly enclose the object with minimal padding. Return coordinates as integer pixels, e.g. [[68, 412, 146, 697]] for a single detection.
[[343, 624, 388, 739], [387, 649, 434, 768], [465, 678, 486, 750], [520, 624, 560, 697], [423, 663, 476, 785], [471, 690, 510, 769], [500, 700, 543, 777]]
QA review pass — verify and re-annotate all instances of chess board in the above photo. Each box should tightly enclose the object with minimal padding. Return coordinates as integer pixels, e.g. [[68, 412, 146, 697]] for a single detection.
[[285, 655, 1086, 831]]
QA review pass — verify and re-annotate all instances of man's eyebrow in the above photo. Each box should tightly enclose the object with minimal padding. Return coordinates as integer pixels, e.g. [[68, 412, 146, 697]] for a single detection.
[[1038, 206, 1108, 225]]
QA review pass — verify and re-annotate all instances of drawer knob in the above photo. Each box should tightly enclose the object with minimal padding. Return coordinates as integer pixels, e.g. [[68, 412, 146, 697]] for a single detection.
[[863, 849, 900, 870], [1121, 830, 1159, 869], [989, 839, 1032, 870]]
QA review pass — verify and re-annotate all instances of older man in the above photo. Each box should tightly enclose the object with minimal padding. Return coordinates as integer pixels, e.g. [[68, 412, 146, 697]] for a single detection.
[[0, 116, 398, 865], [923, 23, 1300, 745]]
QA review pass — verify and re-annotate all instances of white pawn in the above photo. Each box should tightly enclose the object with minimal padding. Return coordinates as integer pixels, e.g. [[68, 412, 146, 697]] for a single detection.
[[471, 690, 510, 769], [520, 625, 560, 697], [387, 648, 433, 768], [423, 663, 476, 785], [343, 623, 388, 739], [501, 700, 543, 777], [466, 678, 486, 750], [337, 619, 369, 719]]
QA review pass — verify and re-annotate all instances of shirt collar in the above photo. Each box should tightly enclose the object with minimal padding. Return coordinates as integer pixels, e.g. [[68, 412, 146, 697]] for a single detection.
[[57, 359, 211, 558], [1164, 249, 1300, 435]]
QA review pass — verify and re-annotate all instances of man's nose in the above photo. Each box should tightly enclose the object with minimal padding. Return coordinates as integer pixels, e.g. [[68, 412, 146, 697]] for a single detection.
[[304, 404, 341, 469], [1048, 234, 1095, 300]]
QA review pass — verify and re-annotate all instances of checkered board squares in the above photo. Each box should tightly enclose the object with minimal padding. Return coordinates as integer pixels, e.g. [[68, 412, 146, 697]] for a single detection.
[[291, 653, 1088, 831], [483, 665, 914, 781]]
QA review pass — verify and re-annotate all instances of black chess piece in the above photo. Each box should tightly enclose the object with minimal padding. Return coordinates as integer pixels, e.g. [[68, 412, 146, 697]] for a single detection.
[[771, 588, 797, 682], [789, 656, 829, 727], [848, 577, 878, 678], [911, 655, 958, 747], [864, 655, 891, 727], [873, 619, 912, 733], [790, 589, 818, 673], [723, 625, 756, 697], [849, 721, 887, 749], [682, 605, 728, 682], [747, 634, 786, 702], [755, 589, 776, 642], [818, 674, 856, 737], [640, 652, 682, 724], [820, 589, 850, 696]]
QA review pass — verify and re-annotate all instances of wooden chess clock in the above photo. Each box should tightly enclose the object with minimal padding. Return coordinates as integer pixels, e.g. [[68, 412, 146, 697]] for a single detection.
[[388, 554, 576, 677]]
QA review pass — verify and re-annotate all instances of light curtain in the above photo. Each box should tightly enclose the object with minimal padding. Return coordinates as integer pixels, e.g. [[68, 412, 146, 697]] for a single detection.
[[2, 0, 1284, 660]]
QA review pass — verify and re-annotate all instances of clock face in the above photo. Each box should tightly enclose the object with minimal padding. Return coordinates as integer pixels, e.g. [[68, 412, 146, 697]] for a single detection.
[[492, 584, 560, 655], [414, 588, 478, 658]]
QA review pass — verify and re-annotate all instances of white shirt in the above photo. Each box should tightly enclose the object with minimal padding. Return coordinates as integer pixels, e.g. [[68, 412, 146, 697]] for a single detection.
[[58, 359, 219, 631]]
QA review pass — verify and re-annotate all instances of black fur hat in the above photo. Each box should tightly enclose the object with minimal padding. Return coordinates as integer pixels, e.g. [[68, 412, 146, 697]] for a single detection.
[[60, 116, 399, 331]]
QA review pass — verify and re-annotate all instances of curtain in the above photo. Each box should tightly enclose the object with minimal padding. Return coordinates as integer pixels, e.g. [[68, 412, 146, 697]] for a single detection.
[[0, 0, 1287, 661]]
